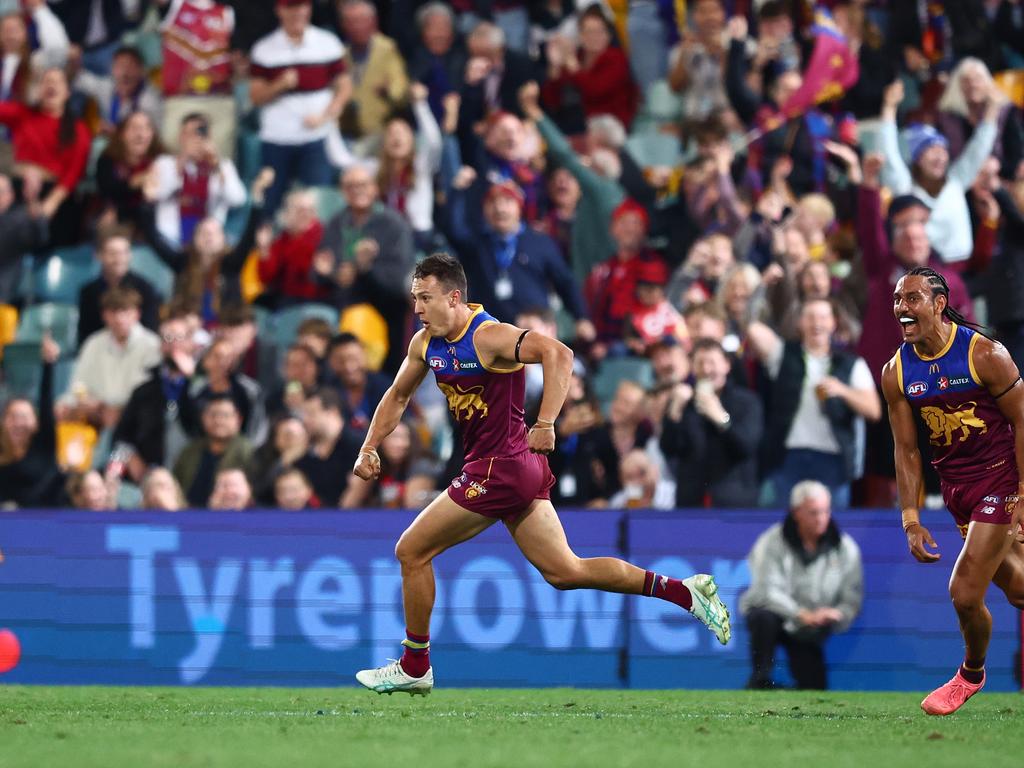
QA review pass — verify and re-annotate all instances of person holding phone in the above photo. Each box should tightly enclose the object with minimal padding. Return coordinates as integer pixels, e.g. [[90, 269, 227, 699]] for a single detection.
[[148, 112, 247, 246]]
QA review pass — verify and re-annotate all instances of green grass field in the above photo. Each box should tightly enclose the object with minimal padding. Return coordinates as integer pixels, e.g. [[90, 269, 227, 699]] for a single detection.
[[1, 686, 1021, 768]]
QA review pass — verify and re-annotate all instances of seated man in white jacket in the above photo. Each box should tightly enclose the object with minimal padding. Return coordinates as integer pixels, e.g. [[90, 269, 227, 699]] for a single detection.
[[739, 480, 863, 690]]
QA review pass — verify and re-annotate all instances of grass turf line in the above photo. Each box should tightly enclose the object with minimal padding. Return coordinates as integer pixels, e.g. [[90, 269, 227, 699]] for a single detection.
[[1, 686, 1022, 768]]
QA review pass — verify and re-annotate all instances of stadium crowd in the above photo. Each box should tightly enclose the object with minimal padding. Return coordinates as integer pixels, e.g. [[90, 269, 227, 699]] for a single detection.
[[0, 0, 1022, 513]]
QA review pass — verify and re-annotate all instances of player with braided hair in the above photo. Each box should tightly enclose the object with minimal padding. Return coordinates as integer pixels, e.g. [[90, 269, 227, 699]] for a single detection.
[[881, 266, 1024, 715]]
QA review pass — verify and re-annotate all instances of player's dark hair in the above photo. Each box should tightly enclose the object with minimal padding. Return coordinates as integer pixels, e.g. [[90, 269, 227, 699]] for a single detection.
[[414, 253, 468, 300], [905, 266, 993, 340]]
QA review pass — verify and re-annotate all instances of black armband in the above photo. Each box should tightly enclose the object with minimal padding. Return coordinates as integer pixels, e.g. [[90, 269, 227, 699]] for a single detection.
[[514, 329, 530, 363]]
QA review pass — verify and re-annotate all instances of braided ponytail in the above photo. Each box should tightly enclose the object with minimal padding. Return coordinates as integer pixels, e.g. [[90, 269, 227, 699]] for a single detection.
[[905, 266, 994, 340]]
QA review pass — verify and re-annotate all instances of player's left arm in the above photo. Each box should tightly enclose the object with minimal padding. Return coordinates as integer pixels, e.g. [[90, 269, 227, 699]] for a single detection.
[[475, 323, 574, 454], [972, 336, 1024, 535]]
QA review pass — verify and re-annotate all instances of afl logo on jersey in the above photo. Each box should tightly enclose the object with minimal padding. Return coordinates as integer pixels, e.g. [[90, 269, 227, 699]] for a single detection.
[[429, 356, 447, 370], [906, 381, 928, 396]]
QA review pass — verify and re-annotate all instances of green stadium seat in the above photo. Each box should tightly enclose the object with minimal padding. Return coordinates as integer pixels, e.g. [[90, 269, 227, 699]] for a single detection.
[[15, 303, 80, 352], [24, 256, 100, 304], [2, 341, 73, 403], [272, 304, 339, 350], [592, 356, 654, 413], [130, 245, 176, 299], [52, 244, 96, 267], [625, 131, 681, 169], [310, 186, 346, 223]]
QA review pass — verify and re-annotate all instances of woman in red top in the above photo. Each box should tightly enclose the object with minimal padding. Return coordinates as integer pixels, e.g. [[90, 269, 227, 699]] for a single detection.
[[0, 66, 91, 244], [256, 188, 330, 308], [541, 5, 638, 132]]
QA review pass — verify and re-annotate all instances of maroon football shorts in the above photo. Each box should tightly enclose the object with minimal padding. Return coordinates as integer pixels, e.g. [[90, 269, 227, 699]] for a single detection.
[[447, 450, 555, 520], [940, 457, 1019, 539]]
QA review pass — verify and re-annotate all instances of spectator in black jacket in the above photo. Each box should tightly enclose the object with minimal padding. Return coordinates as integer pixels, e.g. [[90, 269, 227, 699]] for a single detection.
[[407, 2, 466, 125], [0, 334, 63, 508], [984, 177, 1024, 370], [661, 339, 763, 508], [111, 307, 201, 482], [78, 227, 161, 348], [295, 387, 362, 507], [0, 171, 48, 304], [54, 0, 136, 73]]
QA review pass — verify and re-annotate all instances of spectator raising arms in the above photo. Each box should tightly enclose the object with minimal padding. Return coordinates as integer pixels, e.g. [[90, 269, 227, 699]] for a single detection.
[[541, 4, 638, 133], [0, 334, 64, 508]]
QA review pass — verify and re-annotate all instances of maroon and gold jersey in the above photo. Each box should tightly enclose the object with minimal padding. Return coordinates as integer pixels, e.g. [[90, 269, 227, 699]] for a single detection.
[[897, 324, 1016, 483], [423, 305, 528, 463]]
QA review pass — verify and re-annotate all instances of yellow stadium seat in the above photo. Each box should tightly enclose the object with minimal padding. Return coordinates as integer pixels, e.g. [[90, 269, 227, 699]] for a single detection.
[[57, 421, 99, 473], [340, 303, 389, 372], [0, 303, 19, 359], [240, 249, 265, 304], [994, 70, 1024, 108]]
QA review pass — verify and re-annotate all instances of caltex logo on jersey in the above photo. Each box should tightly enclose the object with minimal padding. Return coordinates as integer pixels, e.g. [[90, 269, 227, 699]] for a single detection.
[[939, 377, 949, 390], [907, 381, 928, 396]]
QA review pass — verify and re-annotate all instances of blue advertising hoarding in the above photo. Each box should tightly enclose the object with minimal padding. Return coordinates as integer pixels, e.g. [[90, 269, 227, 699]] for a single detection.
[[0, 509, 1019, 690]]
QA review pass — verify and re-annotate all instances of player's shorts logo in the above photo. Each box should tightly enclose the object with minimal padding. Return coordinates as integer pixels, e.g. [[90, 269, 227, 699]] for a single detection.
[[983, 495, 1000, 504], [438, 382, 490, 421], [429, 356, 447, 370], [980, 506, 996, 515], [452, 472, 467, 489], [906, 381, 928, 396], [920, 402, 989, 447], [465, 481, 488, 500]]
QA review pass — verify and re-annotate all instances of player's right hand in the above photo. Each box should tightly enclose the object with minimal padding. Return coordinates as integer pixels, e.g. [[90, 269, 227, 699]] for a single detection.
[[353, 448, 381, 480], [906, 523, 941, 563]]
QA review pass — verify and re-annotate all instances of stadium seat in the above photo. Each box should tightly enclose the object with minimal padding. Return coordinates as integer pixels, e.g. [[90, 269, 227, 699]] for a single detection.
[[0, 303, 19, 359], [272, 304, 340, 352], [15, 303, 80, 352], [592, 356, 653, 412], [2, 341, 73, 402], [57, 421, 100, 472], [994, 69, 1024, 108], [52, 244, 96, 267], [130, 245, 176, 299], [625, 131, 681, 169], [340, 303, 388, 371], [240, 250, 265, 304], [310, 186, 346, 223], [25, 256, 100, 304]]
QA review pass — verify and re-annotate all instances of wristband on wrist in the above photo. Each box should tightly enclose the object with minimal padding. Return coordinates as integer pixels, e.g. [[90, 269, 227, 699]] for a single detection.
[[359, 446, 379, 458], [901, 508, 920, 532]]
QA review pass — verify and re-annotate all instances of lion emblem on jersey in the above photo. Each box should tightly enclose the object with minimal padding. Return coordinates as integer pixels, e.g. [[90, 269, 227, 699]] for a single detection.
[[438, 382, 490, 421], [920, 403, 988, 447]]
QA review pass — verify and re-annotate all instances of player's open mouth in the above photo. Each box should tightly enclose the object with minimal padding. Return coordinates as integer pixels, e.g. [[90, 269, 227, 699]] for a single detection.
[[899, 316, 918, 334]]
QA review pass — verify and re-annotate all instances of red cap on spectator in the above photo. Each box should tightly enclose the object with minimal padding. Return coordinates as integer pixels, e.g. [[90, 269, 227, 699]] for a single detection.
[[612, 198, 649, 230], [485, 180, 525, 209], [634, 259, 668, 286]]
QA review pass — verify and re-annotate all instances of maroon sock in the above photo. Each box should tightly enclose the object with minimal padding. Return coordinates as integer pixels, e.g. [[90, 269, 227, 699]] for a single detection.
[[399, 630, 430, 678], [960, 659, 985, 684], [643, 570, 692, 611]]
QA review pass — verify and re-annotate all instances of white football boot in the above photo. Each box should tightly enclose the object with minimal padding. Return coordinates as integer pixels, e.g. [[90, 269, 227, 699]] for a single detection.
[[355, 659, 434, 696], [683, 574, 731, 645]]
